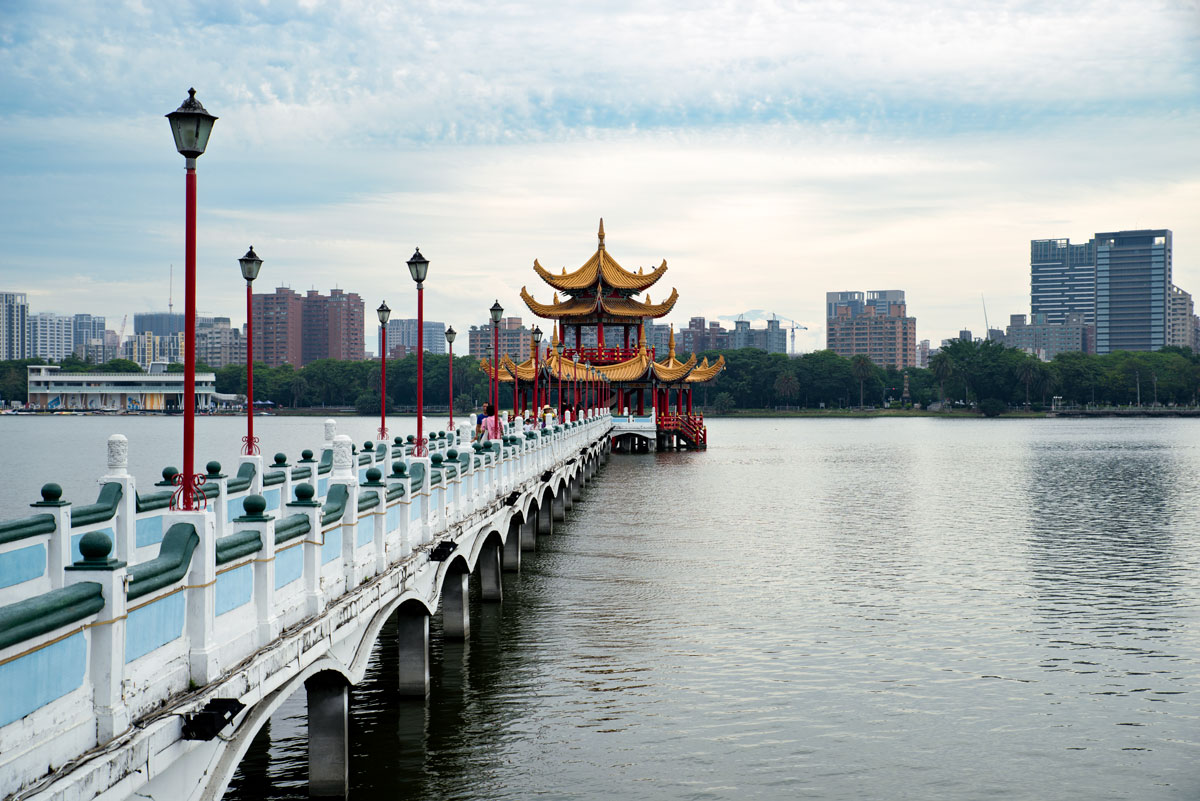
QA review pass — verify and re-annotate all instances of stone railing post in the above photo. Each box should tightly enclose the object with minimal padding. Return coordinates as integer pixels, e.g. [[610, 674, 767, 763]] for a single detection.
[[410, 452, 432, 545], [65, 530, 128, 742], [237, 454, 264, 495], [232, 494, 278, 647], [163, 508, 220, 685], [203, 461, 230, 540], [32, 482, 71, 588], [386, 460, 412, 555], [361, 469, 387, 576], [286, 484, 324, 618], [103, 434, 137, 565], [331, 435, 361, 588], [269, 452, 294, 513]]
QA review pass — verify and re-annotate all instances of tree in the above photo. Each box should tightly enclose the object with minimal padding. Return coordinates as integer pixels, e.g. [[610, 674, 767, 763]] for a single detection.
[[930, 351, 952, 406], [850, 354, 872, 408], [1016, 357, 1038, 409], [713, 392, 735, 414], [773, 371, 799, 404]]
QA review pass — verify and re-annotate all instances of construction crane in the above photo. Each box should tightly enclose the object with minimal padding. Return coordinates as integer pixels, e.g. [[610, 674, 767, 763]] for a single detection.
[[118, 314, 127, 342], [771, 314, 808, 355]]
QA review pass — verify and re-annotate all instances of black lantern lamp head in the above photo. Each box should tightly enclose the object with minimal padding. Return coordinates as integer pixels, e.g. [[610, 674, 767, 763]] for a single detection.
[[532, 325, 542, 345], [445, 326, 456, 345], [166, 88, 217, 160], [407, 248, 429, 285], [377, 301, 391, 326], [238, 246, 262, 283], [490, 300, 504, 324]]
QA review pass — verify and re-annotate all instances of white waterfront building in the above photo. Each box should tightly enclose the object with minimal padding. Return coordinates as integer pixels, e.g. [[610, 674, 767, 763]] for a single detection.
[[26, 363, 223, 411]]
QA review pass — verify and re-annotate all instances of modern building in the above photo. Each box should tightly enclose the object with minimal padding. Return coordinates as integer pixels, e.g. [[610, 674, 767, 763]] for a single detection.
[[1031, 238, 1096, 325], [72, 314, 106, 360], [1167, 285, 1195, 350], [28, 313, 74, 362], [678, 317, 730, 354], [1004, 313, 1091, 360], [250, 287, 364, 367], [132, 312, 185, 338], [195, 317, 244, 368], [0, 292, 30, 360], [1094, 229, 1171, 354], [469, 317, 531, 361], [26, 363, 219, 412], [385, 318, 447, 356], [644, 322, 671, 357], [122, 332, 185, 369], [731, 317, 787, 353], [825, 290, 917, 368], [917, 339, 931, 368]]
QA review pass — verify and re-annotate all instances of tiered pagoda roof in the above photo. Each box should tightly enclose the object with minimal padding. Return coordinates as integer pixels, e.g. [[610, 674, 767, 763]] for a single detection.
[[520, 219, 680, 321]]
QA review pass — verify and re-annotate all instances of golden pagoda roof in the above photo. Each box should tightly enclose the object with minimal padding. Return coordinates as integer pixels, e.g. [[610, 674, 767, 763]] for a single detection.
[[593, 349, 652, 382], [685, 355, 726, 383], [533, 220, 668, 293], [648, 326, 696, 382], [520, 286, 679, 320]]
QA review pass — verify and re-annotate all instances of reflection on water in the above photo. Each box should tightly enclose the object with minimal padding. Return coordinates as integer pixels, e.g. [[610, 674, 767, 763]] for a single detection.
[[27, 416, 1193, 800]]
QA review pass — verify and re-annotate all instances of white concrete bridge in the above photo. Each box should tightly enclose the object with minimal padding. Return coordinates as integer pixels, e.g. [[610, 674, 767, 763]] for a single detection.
[[0, 412, 612, 800]]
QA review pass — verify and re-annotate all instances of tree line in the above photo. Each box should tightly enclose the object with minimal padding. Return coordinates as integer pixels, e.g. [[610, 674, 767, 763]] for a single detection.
[[8, 338, 1200, 414]]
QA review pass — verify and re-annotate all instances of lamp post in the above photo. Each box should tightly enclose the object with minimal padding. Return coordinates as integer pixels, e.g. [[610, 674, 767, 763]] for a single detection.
[[238, 246, 262, 455], [556, 338, 564, 418], [489, 300, 503, 412], [377, 301, 391, 440], [532, 326, 542, 416], [407, 248, 429, 456], [166, 88, 217, 511], [446, 326, 456, 428]]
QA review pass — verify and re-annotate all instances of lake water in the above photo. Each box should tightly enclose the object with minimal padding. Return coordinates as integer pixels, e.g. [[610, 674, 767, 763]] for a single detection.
[[4, 416, 1200, 799]]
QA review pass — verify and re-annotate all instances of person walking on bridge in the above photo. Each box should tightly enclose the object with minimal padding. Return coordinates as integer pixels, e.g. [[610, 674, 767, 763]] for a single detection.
[[480, 403, 503, 441]]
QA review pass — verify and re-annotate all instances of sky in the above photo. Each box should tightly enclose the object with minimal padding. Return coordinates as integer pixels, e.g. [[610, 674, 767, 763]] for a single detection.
[[1, 0, 1198, 353]]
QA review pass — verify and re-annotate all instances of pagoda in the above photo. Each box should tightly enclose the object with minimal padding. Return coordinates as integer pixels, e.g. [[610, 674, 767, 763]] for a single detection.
[[486, 220, 724, 450]]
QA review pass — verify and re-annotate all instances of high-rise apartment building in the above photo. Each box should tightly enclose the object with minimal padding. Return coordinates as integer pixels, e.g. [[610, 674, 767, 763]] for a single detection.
[[72, 314, 106, 360], [250, 287, 363, 366], [385, 318, 447, 356], [122, 332, 185, 369], [28, 313, 74, 361], [469, 317, 531, 361], [825, 290, 917, 368], [1167, 285, 1194, 350], [195, 318, 244, 368], [678, 317, 730, 354], [731, 318, 787, 353], [303, 289, 364, 363], [0, 292, 30, 360], [1094, 229, 1171, 354], [1031, 238, 1096, 325], [252, 288, 304, 367]]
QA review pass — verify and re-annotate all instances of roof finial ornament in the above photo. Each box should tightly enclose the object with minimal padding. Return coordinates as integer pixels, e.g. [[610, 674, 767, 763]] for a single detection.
[[669, 324, 676, 359], [639, 320, 647, 354], [598, 218, 605, 250]]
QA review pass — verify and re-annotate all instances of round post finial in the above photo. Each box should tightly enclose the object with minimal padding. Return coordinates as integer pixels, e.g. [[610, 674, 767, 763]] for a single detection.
[[107, 434, 129, 474]]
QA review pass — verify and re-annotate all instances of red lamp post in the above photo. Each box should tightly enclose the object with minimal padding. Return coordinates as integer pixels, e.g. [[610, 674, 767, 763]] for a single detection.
[[489, 300, 503, 412], [238, 246, 262, 455], [377, 301, 391, 440], [445, 326, 456, 428], [407, 249, 429, 456], [166, 88, 216, 511], [557, 340, 564, 418]]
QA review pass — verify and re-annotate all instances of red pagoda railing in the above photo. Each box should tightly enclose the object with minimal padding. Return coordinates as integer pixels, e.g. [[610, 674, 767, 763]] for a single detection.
[[561, 345, 654, 365], [657, 412, 707, 447]]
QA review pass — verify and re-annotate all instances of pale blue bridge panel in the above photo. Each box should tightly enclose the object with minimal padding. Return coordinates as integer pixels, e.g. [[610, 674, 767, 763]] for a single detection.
[[135, 516, 163, 548], [275, 545, 303, 588], [126, 592, 185, 663], [357, 521, 372, 547], [322, 527, 342, 564], [216, 565, 253, 616], [386, 505, 400, 530], [0, 632, 86, 726], [0, 544, 45, 588]]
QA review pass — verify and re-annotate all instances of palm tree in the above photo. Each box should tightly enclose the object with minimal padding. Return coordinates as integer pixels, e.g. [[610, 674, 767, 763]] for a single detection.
[[850, 354, 872, 408], [1016, 357, 1038, 409], [929, 351, 952, 407], [773, 371, 799, 405]]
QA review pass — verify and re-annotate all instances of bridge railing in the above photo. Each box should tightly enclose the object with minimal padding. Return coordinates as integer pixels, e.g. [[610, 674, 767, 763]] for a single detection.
[[0, 411, 612, 798]]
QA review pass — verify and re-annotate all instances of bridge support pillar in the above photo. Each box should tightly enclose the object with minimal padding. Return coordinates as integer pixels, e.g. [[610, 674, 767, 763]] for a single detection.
[[563, 481, 574, 511], [442, 570, 470, 639], [537, 502, 553, 535], [504, 519, 523, 568], [571, 475, 582, 501], [480, 543, 502, 602], [521, 512, 538, 550], [397, 608, 430, 696], [552, 489, 566, 521], [306, 672, 350, 798]]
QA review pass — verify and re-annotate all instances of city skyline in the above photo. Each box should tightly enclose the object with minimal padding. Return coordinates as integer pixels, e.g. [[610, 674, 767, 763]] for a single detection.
[[1, 2, 1197, 350]]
